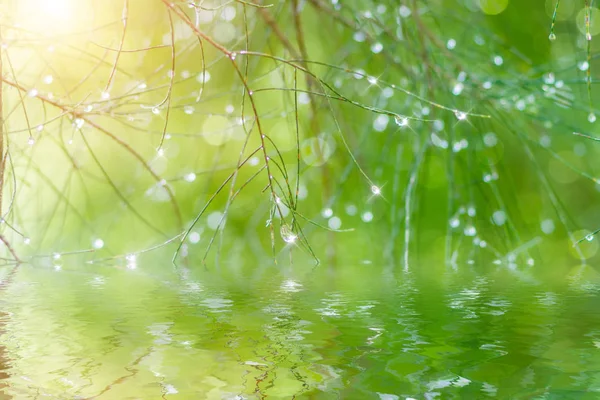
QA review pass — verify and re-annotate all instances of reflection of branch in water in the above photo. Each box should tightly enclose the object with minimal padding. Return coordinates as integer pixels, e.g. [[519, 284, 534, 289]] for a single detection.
[[83, 347, 152, 400], [0, 312, 10, 399], [0, 262, 21, 399]]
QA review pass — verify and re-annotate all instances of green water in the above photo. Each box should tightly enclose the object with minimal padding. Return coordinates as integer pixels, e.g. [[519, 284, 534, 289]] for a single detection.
[[2, 258, 600, 399]]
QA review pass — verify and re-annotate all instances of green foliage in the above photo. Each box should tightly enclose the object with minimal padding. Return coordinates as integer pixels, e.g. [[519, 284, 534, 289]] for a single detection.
[[0, 0, 598, 269]]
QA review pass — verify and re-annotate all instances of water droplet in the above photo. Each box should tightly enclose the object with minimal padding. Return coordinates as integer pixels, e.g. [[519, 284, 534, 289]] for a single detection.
[[447, 38, 456, 50], [371, 42, 383, 54], [367, 76, 378, 85], [589, 113, 597, 123], [43, 75, 53, 84], [188, 231, 201, 244], [449, 217, 460, 228], [398, 5, 411, 17], [492, 210, 507, 226], [483, 132, 497, 147], [207, 211, 224, 230], [579, 61, 590, 71], [452, 82, 464, 96], [74, 118, 85, 129], [184, 105, 194, 115], [549, 32, 556, 41], [586, 234, 594, 242], [93, 238, 104, 249], [361, 211, 374, 222], [493, 55, 503, 66], [225, 104, 234, 114], [373, 114, 389, 132], [345, 204, 357, 216], [321, 208, 333, 218], [371, 185, 381, 195], [126, 254, 137, 269], [353, 31, 366, 42], [229, 52, 237, 60], [53, 253, 61, 260], [152, 107, 160, 115], [464, 225, 477, 236], [328, 216, 342, 230], [23, 237, 31, 245], [454, 110, 467, 120], [184, 172, 196, 182], [280, 224, 297, 243], [101, 91, 110, 100], [28, 89, 38, 97], [541, 219, 555, 234], [27, 137, 35, 146], [587, 32, 593, 41], [394, 115, 408, 127]]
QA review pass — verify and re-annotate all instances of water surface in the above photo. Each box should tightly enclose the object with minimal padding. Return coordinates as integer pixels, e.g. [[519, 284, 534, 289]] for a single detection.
[[1, 259, 600, 399]]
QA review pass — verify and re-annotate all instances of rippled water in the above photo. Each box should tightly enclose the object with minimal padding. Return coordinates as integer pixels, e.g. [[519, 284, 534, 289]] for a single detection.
[[1, 259, 600, 398]]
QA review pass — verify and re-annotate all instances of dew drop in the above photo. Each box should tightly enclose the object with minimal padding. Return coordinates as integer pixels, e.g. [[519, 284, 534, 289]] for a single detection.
[[548, 32, 556, 41], [27, 137, 35, 146], [361, 211, 374, 222], [589, 113, 597, 123], [280, 224, 297, 243], [126, 254, 137, 269], [452, 83, 464, 96], [579, 61, 590, 71], [188, 231, 201, 244], [101, 91, 110, 100], [93, 238, 104, 249], [394, 115, 408, 127], [370, 185, 381, 195], [207, 211, 224, 230], [586, 234, 594, 242], [449, 217, 460, 228], [492, 210, 507, 226], [28, 89, 38, 97], [454, 110, 467, 120], [371, 42, 383, 54], [23, 237, 31, 245], [398, 5, 411, 17], [464, 225, 477, 236], [184, 172, 196, 182], [345, 204, 357, 216], [321, 208, 333, 218], [43, 75, 53, 84], [353, 31, 366, 42], [328, 216, 342, 230], [587, 32, 593, 41]]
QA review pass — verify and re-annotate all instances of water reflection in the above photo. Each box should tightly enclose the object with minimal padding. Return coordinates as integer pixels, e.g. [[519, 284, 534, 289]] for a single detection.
[[0, 262, 600, 398]]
